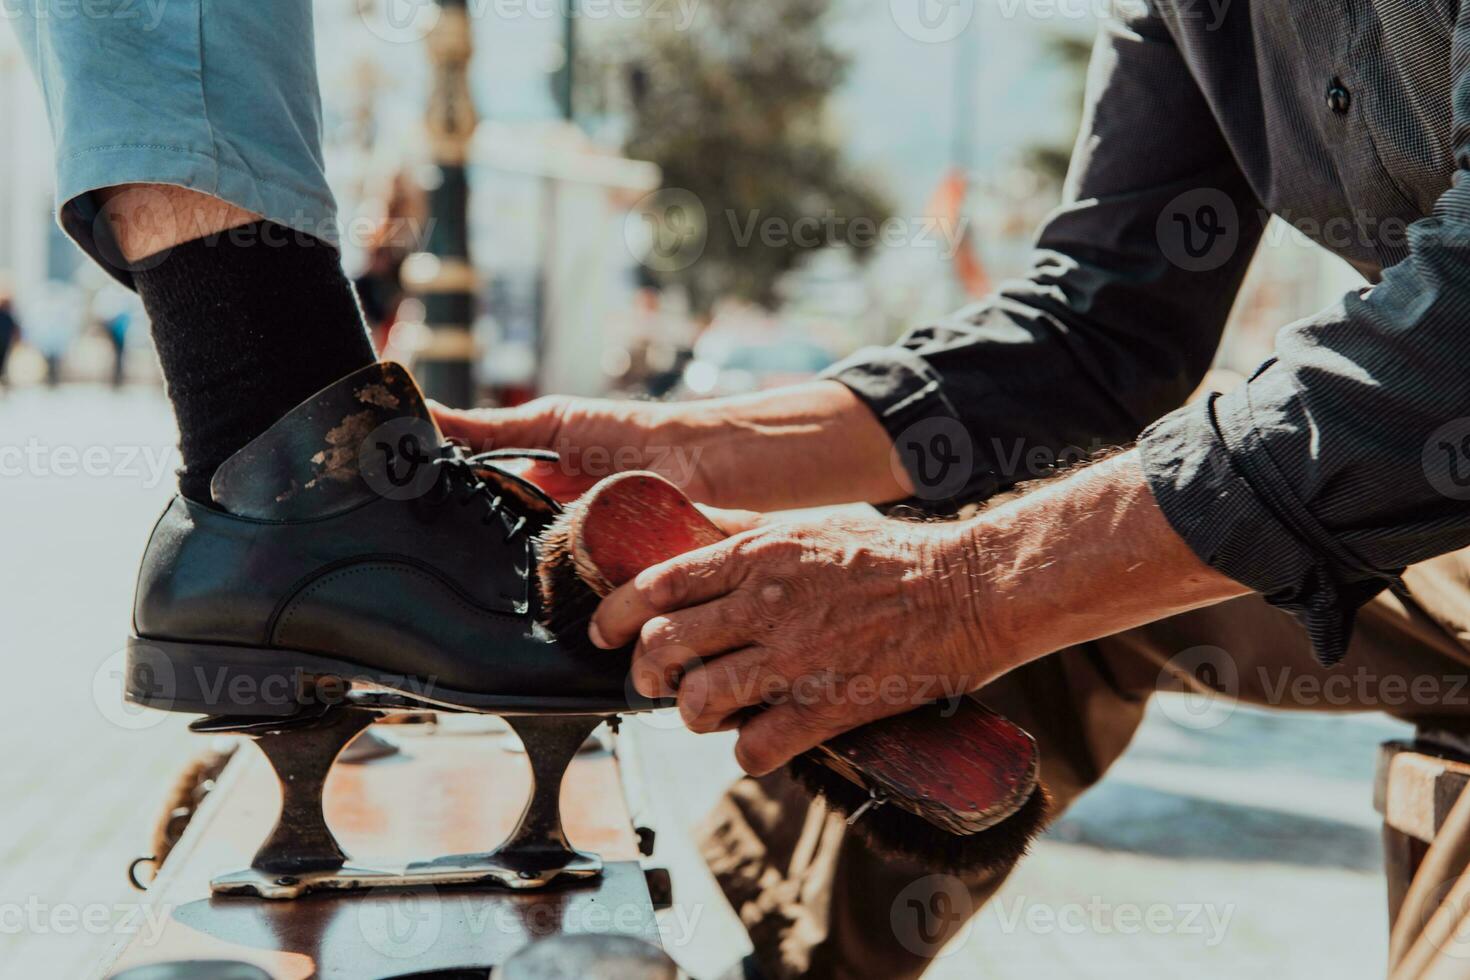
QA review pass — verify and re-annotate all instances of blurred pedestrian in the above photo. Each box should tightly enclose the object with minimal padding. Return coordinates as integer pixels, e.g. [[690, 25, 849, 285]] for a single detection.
[[0, 291, 17, 391], [104, 309, 131, 387], [94, 284, 137, 388], [28, 282, 85, 387], [353, 172, 419, 352]]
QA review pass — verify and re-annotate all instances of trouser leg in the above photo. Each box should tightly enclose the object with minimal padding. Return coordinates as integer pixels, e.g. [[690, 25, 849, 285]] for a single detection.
[[698, 641, 1149, 980], [8, 0, 340, 283], [9, 3, 377, 500]]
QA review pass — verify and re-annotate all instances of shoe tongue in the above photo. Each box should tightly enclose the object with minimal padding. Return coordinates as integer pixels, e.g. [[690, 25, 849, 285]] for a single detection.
[[212, 361, 445, 520]]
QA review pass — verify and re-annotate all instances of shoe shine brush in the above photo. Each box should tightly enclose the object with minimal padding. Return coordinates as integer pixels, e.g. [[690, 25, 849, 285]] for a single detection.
[[536, 471, 1050, 876]]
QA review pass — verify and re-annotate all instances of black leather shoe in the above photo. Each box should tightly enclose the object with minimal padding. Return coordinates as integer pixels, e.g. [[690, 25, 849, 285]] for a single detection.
[[124, 362, 657, 718]]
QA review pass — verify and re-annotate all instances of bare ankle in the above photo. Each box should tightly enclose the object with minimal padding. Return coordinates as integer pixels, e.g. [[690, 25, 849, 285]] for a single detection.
[[96, 183, 261, 263]]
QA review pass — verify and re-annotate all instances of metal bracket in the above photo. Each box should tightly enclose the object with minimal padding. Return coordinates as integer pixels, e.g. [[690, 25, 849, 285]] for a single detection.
[[201, 704, 612, 899]]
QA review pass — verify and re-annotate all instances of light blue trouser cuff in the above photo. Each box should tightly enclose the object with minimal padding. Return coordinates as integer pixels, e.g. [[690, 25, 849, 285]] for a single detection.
[[7, 0, 339, 287]]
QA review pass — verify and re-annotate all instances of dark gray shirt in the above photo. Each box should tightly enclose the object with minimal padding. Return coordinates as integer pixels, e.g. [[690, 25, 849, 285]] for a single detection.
[[824, 1, 1470, 666]]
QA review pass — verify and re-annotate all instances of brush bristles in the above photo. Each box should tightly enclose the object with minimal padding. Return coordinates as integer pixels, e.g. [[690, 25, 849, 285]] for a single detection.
[[535, 507, 625, 658], [786, 752, 1051, 878]]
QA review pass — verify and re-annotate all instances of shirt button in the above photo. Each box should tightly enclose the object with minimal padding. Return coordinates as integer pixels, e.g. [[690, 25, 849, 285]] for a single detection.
[[1327, 78, 1351, 114]]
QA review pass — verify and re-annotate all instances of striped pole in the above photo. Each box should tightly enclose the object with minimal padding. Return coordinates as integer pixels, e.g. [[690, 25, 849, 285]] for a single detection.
[[408, 0, 478, 407]]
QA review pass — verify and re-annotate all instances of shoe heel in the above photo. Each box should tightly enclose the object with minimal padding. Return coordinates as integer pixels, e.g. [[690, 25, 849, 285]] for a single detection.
[[124, 637, 345, 718]]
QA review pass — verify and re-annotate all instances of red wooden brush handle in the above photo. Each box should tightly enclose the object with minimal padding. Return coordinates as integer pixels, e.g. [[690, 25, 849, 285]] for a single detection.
[[570, 472, 1039, 831], [575, 473, 726, 591], [812, 699, 1038, 833]]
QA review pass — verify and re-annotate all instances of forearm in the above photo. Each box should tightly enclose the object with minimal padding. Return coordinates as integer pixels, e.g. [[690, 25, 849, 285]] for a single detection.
[[592, 444, 1250, 772], [929, 450, 1249, 679], [669, 380, 913, 511]]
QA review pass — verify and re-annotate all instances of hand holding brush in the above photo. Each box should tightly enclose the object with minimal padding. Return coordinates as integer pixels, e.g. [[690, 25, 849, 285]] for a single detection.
[[536, 471, 1050, 876]]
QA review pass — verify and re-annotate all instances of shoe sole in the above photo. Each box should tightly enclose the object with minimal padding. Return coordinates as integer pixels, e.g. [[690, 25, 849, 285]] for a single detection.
[[124, 636, 666, 718]]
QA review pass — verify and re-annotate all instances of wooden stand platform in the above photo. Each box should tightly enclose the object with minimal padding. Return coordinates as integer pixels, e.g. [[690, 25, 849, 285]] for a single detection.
[[99, 721, 664, 979]]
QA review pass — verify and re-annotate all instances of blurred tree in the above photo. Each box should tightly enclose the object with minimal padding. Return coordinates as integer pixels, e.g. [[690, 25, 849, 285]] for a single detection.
[[1023, 33, 1093, 186], [585, 0, 891, 318]]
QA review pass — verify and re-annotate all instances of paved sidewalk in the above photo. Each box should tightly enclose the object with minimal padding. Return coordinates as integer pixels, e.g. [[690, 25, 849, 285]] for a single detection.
[[634, 705, 1407, 979], [0, 387, 198, 979]]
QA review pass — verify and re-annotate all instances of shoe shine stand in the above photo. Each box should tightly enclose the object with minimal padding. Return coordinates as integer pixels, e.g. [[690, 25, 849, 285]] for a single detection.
[[199, 694, 609, 900], [98, 689, 672, 979]]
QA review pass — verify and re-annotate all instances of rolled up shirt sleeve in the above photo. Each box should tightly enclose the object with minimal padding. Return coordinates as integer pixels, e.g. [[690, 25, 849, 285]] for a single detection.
[[825, 14, 1267, 501], [831, 9, 1470, 667], [1142, 226, 1470, 666], [1140, 5, 1470, 666]]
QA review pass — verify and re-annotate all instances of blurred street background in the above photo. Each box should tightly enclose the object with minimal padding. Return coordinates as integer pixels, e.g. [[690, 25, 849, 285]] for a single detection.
[[0, 1, 1408, 977]]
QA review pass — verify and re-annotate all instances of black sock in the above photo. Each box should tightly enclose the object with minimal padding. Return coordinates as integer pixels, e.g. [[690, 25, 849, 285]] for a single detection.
[[133, 221, 377, 502]]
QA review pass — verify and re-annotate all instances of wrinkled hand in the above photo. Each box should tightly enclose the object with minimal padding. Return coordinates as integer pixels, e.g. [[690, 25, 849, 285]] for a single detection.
[[588, 512, 994, 775], [431, 396, 712, 503], [431, 380, 910, 512]]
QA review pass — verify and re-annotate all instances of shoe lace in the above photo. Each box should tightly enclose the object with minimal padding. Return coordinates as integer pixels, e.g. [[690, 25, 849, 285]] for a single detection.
[[420, 446, 529, 542]]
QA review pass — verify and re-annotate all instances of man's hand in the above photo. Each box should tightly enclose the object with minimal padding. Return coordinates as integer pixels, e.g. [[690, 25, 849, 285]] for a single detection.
[[430, 381, 911, 512], [433, 395, 707, 503], [588, 512, 994, 776], [588, 451, 1250, 776]]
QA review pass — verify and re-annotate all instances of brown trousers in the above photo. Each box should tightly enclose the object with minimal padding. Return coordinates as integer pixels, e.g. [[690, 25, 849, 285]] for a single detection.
[[698, 549, 1470, 979]]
